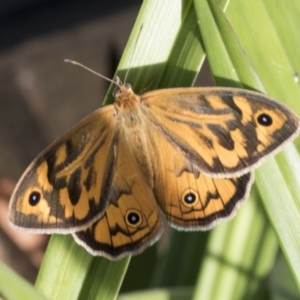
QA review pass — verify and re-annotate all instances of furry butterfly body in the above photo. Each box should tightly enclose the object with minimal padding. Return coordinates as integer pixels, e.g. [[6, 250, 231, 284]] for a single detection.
[[9, 81, 300, 259]]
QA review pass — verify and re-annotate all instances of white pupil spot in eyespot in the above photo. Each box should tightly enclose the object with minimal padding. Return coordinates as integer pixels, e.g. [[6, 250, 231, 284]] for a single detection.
[[125, 209, 142, 227], [182, 189, 199, 207], [257, 113, 272, 126], [29, 191, 41, 206], [185, 193, 196, 203]]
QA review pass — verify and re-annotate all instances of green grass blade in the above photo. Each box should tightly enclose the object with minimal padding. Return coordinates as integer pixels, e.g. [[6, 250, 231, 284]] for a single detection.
[[118, 287, 192, 300], [36, 234, 130, 300], [270, 251, 300, 299], [35, 235, 93, 299], [192, 189, 277, 300], [227, 0, 300, 112], [255, 154, 300, 285], [0, 261, 47, 300], [226, 0, 300, 287], [195, 0, 300, 292], [78, 258, 130, 300]]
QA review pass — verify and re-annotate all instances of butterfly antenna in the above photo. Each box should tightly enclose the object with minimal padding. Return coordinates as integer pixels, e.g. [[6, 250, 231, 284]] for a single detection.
[[139, 75, 156, 94], [123, 24, 143, 84], [64, 59, 121, 88]]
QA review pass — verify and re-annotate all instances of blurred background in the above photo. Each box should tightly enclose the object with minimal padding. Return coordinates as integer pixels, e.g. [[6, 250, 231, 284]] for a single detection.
[[0, 0, 214, 286]]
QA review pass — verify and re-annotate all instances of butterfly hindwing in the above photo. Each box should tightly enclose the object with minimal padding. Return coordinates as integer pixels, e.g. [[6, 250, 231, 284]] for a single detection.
[[74, 130, 163, 259], [147, 125, 253, 230]]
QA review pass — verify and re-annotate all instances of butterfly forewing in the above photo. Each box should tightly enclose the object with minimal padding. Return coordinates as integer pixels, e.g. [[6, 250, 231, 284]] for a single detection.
[[9, 106, 118, 233], [142, 87, 300, 177]]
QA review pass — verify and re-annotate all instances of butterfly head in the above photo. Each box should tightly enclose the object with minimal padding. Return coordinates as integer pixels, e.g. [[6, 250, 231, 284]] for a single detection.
[[113, 76, 132, 96], [113, 76, 140, 110]]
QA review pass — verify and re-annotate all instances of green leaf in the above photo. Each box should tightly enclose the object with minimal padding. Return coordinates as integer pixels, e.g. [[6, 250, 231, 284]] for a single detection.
[[226, 0, 300, 287], [35, 235, 93, 299], [118, 287, 192, 300], [0, 261, 47, 300], [195, 0, 300, 292]]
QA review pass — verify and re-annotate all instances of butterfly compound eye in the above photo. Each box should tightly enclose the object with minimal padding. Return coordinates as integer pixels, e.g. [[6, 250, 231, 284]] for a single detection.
[[113, 87, 121, 97], [124, 83, 132, 90], [126, 209, 142, 227], [257, 113, 273, 126], [28, 191, 41, 206]]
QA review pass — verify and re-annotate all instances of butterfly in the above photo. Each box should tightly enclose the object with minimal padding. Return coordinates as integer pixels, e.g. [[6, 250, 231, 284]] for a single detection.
[[8, 71, 300, 260]]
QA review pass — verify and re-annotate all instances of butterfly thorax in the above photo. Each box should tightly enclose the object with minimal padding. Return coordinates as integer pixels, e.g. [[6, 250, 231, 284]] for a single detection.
[[113, 83, 142, 127], [112, 82, 154, 186]]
